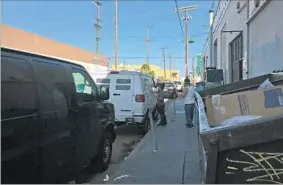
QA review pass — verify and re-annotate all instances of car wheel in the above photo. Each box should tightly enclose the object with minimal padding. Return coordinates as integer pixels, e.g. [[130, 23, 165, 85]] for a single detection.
[[93, 132, 113, 172], [139, 113, 150, 135]]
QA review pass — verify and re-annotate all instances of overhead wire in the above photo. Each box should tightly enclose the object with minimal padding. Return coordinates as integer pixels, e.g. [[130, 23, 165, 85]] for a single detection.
[[108, 56, 194, 59], [174, 0, 184, 40], [101, 36, 185, 41]]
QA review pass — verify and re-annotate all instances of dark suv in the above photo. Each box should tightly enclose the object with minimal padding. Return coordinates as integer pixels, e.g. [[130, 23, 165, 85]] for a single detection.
[[1, 48, 116, 183]]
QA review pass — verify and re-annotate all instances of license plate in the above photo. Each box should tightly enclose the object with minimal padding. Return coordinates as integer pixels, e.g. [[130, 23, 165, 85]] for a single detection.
[[164, 89, 167, 91]]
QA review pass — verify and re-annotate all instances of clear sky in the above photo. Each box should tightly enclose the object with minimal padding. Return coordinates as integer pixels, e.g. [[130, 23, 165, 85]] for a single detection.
[[2, 0, 214, 77]]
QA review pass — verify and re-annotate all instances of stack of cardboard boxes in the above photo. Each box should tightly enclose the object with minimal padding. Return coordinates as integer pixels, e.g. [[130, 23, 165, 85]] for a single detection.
[[205, 85, 283, 127]]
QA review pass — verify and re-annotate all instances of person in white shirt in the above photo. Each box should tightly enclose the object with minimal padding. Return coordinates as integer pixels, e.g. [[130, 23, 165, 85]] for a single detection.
[[182, 79, 196, 128]]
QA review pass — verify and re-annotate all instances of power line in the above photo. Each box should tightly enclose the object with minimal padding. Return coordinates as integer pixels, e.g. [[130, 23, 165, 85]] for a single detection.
[[174, 0, 184, 40], [174, 5, 198, 78], [101, 36, 183, 40], [146, 24, 153, 65], [107, 56, 194, 59], [118, 21, 177, 25]]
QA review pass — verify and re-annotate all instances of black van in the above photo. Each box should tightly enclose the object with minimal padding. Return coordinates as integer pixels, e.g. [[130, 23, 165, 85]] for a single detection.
[[1, 48, 116, 183]]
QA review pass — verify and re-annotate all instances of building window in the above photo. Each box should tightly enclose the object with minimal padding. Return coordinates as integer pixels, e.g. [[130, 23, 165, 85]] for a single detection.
[[230, 34, 243, 82]]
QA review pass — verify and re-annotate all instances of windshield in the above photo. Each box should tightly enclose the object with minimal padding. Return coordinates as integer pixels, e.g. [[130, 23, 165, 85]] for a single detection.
[[174, 81, 181, 85]]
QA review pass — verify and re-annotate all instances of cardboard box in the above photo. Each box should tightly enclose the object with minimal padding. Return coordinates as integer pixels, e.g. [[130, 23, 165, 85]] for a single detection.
[[205, 85, 283, 126]]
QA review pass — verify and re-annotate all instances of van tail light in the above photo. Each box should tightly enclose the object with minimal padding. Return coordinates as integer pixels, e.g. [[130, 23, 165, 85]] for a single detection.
[[135, 94, 145, 102]]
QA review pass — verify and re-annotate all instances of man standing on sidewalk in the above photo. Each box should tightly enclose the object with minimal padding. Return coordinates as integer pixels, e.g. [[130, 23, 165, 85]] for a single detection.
[[182, 79, 196, 128]]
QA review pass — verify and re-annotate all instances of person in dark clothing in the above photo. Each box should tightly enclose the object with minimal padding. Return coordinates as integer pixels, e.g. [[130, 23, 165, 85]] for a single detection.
[[156, 83, 167, 126]]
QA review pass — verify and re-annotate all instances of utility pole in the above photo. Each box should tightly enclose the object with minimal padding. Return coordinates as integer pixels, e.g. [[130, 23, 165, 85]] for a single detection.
[[169, 56, 172, 81], [94, 0, 101, 54], [114, 0, 118, 70], [174, 5, 198, 78], [192, 57, 195, 84], [161, 47, 168, 80], [146, 25, 152, 65], [183, 12, 190, 79]]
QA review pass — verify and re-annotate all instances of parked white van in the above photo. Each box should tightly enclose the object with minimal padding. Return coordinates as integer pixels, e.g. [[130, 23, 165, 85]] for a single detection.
[[98, 70, 158, 134]]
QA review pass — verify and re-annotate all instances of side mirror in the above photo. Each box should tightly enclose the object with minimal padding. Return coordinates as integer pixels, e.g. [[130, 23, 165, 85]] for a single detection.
[[98, 86, 110, 100]]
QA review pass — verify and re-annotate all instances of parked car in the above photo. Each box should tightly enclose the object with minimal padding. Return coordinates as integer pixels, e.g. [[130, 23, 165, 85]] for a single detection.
[[174, 81, 183, 92], [101, 70, 158, 134], [1, 48, 116, 184], [158, 81, 177, 99]]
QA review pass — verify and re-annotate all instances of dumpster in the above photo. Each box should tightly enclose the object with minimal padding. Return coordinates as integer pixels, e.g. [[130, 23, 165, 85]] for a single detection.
[[198, 72, 283, 97], [194, 74, 283, 184], [200, 114, 283, 184]]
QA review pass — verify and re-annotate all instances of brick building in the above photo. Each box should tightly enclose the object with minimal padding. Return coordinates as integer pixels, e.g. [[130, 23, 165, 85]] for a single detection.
[[1, 24, 110, 79]]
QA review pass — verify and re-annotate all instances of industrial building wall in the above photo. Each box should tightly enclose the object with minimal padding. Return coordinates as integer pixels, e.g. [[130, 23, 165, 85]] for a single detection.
[[249, 0, 283, 77], [212, 0, 248, 84]]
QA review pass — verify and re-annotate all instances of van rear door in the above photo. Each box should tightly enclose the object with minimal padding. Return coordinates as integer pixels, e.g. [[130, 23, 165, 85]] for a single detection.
[[109, 74, 135, 121]]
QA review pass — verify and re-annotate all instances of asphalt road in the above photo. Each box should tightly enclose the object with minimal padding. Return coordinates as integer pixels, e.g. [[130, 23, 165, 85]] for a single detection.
[[74, 98, 174, 184]]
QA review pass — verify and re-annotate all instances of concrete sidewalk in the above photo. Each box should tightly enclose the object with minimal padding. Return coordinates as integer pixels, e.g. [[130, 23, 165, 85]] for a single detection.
[[106, 99, 202, 184]]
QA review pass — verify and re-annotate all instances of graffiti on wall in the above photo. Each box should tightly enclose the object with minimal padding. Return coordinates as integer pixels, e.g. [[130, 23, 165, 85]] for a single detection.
[[225, 149, 283, 184], [216, 139, 283, 184]]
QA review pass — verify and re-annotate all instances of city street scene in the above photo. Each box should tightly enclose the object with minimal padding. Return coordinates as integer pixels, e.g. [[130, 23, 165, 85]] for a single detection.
[[1, 0, 283, 184]]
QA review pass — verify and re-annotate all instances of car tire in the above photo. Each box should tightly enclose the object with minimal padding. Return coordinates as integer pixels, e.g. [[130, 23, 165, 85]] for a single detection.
[[93, 132, 113, 172], [139, 113, 150, 135]]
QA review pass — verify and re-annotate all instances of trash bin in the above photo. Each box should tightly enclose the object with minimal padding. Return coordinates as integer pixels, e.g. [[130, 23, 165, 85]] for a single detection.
[[200, 114, 283, 184], [194, 73, 283, 184], [198, 73, 283, 97]]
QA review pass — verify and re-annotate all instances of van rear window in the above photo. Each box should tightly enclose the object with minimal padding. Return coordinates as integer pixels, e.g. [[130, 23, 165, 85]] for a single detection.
[[116, 79, 131, 84], [96, 78, 110, 83], [115, 85, 131, 90]]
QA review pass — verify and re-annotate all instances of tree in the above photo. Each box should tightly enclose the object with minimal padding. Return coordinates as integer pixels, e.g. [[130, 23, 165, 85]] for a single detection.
[[141, 63, 150, 72], [141, 63, 155, 77]]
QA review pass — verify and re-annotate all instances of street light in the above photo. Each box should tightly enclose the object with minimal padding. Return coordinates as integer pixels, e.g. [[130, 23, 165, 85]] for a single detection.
[[174, 5, 198, 12]]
